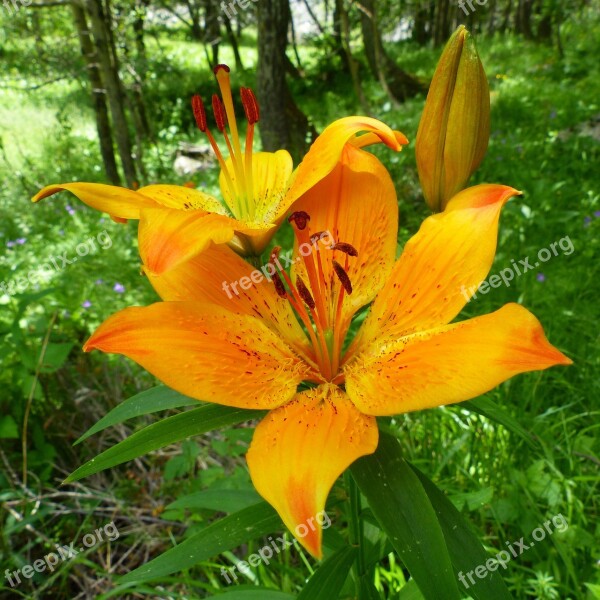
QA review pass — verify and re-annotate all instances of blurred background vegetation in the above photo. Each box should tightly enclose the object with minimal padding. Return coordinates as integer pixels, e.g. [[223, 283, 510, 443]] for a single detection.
[[0, 0, 599, 598]]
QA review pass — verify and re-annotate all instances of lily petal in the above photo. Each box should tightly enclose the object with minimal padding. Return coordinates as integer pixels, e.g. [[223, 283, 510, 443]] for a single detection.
[[84, 301, 312, 410], [145, 244, 315, 363], [138, 207, 272, 275], [276, 116, 407, 221], [292, 144, 398, 325], [247, 384, 378, 558], [345, 303, 572, 416], [137, 184, 229, 214], [356, 184, 520, 351], [32, 183, 158, 221], [219, 150, 294, 222]]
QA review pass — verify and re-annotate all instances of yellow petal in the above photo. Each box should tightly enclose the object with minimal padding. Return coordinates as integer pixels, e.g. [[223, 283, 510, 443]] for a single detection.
[[32, 183, 157, 220], [137, 184, 229, 214], [345, 303, 572, 416], [247, 384, 378, 558], [276, 116, 407, 222], [138, 207, 272, 275], [356, 184, 520, 351], [145, 244, 315, 363], [292, 144, 398, 326], [84, 302, 312, 409], [219, 150, 293, 222]]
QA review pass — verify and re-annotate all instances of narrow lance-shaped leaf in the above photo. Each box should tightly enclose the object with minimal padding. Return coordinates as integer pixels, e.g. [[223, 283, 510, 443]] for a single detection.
[[65, 404, 264, 482], [75, 385, 198, 445], [120, 502, 281, 583], [351, 433, 461, 600]]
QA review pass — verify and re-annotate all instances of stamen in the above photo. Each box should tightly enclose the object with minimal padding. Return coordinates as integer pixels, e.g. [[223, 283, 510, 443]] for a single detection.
[[333, 260, 353, 294], [310, 231, 326, 244], [272, 273, 287, 298], [241, 87, 260, 124], [333, 242, 358, 257], [288, 211, 310, 230], [212, 94, 227, 132], [191, 95, 207, 132], [296, 276, 316, 310]]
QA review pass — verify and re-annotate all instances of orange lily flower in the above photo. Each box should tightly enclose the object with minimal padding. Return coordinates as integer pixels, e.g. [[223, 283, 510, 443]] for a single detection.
[[81, 127, 571, 561], [32, 65, 405, 276]]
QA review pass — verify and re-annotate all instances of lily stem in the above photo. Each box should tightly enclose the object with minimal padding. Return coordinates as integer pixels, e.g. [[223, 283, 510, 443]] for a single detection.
[[345, 471, 367, 587]]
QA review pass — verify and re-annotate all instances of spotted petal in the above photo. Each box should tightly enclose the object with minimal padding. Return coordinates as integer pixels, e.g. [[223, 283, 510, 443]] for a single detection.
[[84, 301, 312, 409], [344, 303, 572, 416], [32, 183, 158, 221], [247, 384, 378, 558]]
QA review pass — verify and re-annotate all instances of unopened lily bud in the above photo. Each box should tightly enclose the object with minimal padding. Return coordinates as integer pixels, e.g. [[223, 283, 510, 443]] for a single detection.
[[416, 25, 490, 212]]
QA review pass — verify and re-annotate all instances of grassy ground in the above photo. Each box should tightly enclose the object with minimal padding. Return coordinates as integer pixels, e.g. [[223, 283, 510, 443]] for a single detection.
[[0, 7, 598, 599]]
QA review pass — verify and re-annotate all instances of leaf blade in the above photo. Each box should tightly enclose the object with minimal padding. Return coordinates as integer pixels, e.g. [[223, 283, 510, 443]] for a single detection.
[[351, 433, 461, 600]]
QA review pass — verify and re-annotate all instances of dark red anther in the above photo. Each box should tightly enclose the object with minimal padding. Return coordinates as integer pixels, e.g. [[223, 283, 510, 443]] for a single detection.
[[288, 211, 311, 231], [212, 95, 227, 132], [241, 87, 260, 124], [296, 276, 316, 310], [272, 273, 287, 298], [333, 242, 358, 257], [333, 260, 353, 295], [213, 64, 231, 75], [191, 95, 207, 132]]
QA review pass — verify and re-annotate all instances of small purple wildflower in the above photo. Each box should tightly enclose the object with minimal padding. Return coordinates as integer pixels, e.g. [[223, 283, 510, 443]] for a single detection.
[[584, 216, 592, 227], [82, 300, 92, 309], [594, 210, 600, 218], [6, 241, 15, 248], [16, 237, 26, 245], [95, 278, 104, 285], [536, 273, 546, 283], [113, 282, 125, 293], [66, 205, 76, 216]]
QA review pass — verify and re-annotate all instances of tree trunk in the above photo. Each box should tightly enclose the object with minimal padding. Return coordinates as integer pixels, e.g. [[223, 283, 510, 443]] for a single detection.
[[223, 13, 244, 70], [433, 0, 450, 46], [72, 2, 121, 185], [203, 0, 220, 64], [339, 0, 370, 114], [359, 0, 424, 102], [257, 0, 313, 162], [86, 0, 137, 187]]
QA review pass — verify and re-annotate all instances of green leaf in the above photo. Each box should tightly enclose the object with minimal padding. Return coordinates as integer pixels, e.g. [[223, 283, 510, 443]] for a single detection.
[[65, 405, 264, 482], [206, 588, 295, 599], [74, 385, 198, 445], [39, 342, 74, 373], [0, 415, 19, 439], [120, 502, 281, 583], [351, 433, 461, 600], [359, 575, 383, 600], [397, 580, 426, 600], [296, 547, 356, 600], [409, 463, 512, 599], [166, 489, 262, 513], [462, 397, 537, 449]]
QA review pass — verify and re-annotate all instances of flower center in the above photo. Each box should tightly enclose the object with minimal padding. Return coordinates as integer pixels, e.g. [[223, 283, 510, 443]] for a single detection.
[[271, 211, 357, 382], [191, 64, 260, 221]]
